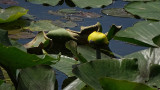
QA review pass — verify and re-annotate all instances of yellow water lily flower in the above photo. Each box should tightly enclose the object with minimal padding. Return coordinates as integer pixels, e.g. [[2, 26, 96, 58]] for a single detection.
[[88, 31, 109, 45]]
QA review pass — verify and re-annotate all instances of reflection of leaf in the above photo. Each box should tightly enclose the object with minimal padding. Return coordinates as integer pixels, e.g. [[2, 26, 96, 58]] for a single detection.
[[0, 6, 28, 23], [125, 1, 160, 20], [18, 65, 56, 90], [99, 77, 156, 90], [71, 0, 112, 8], [0, 0, 18, 5], [52, 20, 77, 28], [26, 0, 61, 6], [24, 20, 62, 31], [102, 8, 134, 18], [114, 21, 160, 47]]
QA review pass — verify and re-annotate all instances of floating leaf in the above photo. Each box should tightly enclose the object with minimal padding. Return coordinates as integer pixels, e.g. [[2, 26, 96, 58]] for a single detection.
[[52, 20, 77, 28], [0, 44, 59, 69], [66, 41, 87, 63], [124, 0, 154, 1], [59, 9, 80, 14], [72, 59, 139, 90], [24, 31, 52, 48], [0, 29, 11, 46], [0, 6, 28, 23], [71, 0, 112, 8], [63, 79, 86, 90], [24, 20, 62, 31], [51, 55, 79, 77], [125, 1, 160, 20], [17, 65, 56, 90], [0, 0, 18, 5], [102, 8, 134, 18], [125, 47, 160, 88], [26, 0, 61, 6], [114, 21, 160, 47], [8, 30, 35, 39], [99, 77, 156, 90]]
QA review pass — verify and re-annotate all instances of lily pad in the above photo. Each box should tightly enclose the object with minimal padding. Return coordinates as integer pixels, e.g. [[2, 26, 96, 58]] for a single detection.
[[125, 1, 160, 20], [0, 29, 11, 46], [99, 77, 156, 90], [102, 8, 134, 18], [71, 0, 112, 8], [63, 79, 86, 90], [24, 31, 51, 48], [17, 65, 56, 90], [114, 21, 160, 47], [51, 55, 79, 77], [52, 20, 77, 28], [24, 20, 62, 31], [0, 44, 59, 69], [26, 0, 60, 6], [0, 0, 18, 5], [72, 58, 139, 90], [0, 6, 28, 23]]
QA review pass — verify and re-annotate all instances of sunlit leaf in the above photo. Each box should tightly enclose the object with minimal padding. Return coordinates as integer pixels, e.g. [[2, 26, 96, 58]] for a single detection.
[[125, 1, 160, 20], [63, 79, 86, 90], [26, 0, 60, 6], [0, 6, 28, 23], [114, 21, 160, 47], [71, 0, 112, 8], [102, 8, 134, 18], [99, 77, 156, 90], [24, 20, 62, 31], [17, 65, 56, 90]]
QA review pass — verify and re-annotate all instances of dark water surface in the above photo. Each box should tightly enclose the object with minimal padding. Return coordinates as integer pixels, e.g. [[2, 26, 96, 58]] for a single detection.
[[1, 0, 147, 89]]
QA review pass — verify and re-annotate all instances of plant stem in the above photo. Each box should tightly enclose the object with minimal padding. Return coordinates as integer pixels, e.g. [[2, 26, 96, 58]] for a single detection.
[[96, 47, 101, 59]]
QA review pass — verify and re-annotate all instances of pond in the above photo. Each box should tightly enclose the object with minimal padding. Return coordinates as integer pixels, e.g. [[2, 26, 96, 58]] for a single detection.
[[1, 0, 157, 90]]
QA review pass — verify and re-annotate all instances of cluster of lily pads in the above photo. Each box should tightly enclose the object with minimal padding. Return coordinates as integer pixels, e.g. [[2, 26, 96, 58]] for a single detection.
[[0, 0, 160, 90]]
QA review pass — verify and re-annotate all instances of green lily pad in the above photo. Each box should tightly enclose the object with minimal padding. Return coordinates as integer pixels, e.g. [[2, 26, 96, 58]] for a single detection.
[[0, 44, 59, 69], [0, 29, 11, 46], [125, 1, 160, 20], [71, 0, 112, 8], [26, 0, 60, 6], [72, 58, 139, 90], [123, 0, 154, 1], [99, 77, 156, 90], [0, 6, 28, 23], [17, 65, 56, 90], [102, 8, 134, 18], [52, 20, 77, 28], [51, 55, 79, 77], [114, 21, 160, 47], [125, 47, 160, 88], [25, 20, 62, 31], [63, 79, 86, 90]]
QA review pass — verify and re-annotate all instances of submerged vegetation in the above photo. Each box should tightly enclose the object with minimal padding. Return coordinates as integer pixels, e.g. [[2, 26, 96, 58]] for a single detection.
[[0, 0, 160, 90]]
